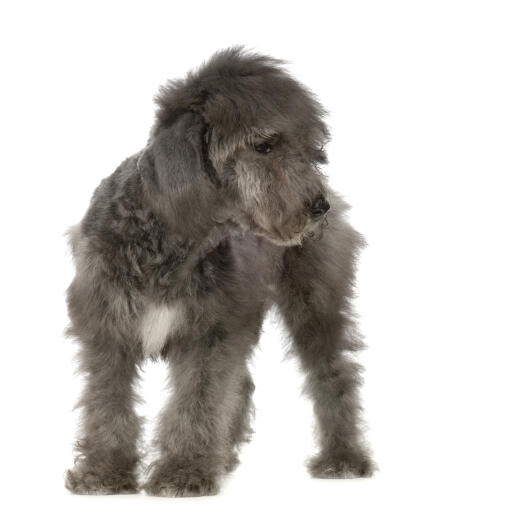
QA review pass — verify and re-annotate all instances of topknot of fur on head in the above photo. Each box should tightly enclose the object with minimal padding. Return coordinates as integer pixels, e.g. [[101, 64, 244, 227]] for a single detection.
[[150, 46, 330, 154]]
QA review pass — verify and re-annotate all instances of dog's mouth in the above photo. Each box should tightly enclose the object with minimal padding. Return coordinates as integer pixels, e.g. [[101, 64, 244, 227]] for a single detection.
[[253, 217, 326, 247]]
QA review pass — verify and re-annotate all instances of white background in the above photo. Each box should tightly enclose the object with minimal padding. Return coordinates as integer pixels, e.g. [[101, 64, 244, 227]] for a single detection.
[[1, 1, 511, 510]]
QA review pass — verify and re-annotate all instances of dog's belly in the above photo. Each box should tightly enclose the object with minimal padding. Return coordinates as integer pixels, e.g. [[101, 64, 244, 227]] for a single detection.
[[139, 302, 186, 356]]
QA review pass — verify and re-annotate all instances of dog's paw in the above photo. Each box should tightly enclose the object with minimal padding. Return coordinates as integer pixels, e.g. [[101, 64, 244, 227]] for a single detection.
[[65, 465, 138, 495], [143, 460, 220, 497], [307, 450, 376, 479]]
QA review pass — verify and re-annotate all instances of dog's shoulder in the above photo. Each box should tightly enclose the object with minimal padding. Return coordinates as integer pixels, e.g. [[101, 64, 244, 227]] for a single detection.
[[81, 153, 142, 237]]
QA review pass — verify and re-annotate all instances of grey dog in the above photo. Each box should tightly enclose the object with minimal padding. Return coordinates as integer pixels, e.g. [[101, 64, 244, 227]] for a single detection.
[[65, 47, 374, 497]]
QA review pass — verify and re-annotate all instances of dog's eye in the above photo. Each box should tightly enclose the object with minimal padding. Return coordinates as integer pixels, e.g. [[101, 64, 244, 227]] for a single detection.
[[254, 142, 272, 154]]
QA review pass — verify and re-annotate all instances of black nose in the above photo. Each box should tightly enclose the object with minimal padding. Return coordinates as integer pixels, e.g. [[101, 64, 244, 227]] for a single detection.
[[309, 195, 330, 220]]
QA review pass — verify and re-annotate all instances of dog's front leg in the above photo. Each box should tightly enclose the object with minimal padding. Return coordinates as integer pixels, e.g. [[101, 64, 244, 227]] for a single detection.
[[65, 338, 142, 494], [276, 218, 375, 478], [143, 327, 252, 497]]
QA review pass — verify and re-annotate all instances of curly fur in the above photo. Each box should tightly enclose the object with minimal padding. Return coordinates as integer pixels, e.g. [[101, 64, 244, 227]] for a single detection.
[[65, 47, 374, 497]]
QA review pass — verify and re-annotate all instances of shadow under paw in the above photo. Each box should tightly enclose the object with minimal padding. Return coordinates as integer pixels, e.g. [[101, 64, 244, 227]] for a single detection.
[[308, 451, 376, 479], [65, 465, 138, 495], [143, 461, 220, 497]]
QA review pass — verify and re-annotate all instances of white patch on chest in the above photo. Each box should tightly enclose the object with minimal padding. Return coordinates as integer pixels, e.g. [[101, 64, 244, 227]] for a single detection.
[[139, 302, 185, 357]]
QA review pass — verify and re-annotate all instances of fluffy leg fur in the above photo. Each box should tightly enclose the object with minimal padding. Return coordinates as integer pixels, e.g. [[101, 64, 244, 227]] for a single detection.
[[143, 328, 256, 497], [277, 213, 375, 478], [224, 367, 255, 472], [65, 338, 142, 494]]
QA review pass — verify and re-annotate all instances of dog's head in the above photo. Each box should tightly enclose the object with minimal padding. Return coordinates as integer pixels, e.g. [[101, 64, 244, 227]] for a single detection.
[[143, 47, 331, 246]]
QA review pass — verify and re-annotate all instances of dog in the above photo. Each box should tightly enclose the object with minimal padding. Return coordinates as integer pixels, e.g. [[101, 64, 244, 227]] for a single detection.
[[65, 47, 374, 497]]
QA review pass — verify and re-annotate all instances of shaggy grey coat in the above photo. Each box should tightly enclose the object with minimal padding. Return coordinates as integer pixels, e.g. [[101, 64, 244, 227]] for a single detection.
[[65, 47, 374, 497]]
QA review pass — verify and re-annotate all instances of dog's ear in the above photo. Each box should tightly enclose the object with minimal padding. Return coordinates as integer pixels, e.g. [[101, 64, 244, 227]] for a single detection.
[[137, 112, 220, 190]]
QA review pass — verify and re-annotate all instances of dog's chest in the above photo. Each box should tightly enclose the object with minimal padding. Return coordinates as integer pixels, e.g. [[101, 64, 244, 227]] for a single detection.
[[139, 302, 186, 356]]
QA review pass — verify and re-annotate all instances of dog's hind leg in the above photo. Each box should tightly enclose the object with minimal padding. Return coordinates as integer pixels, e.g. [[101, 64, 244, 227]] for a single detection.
[[143, 325, 257, 497], [276, 216, 375, 478], [65, 336, 142, 494]]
